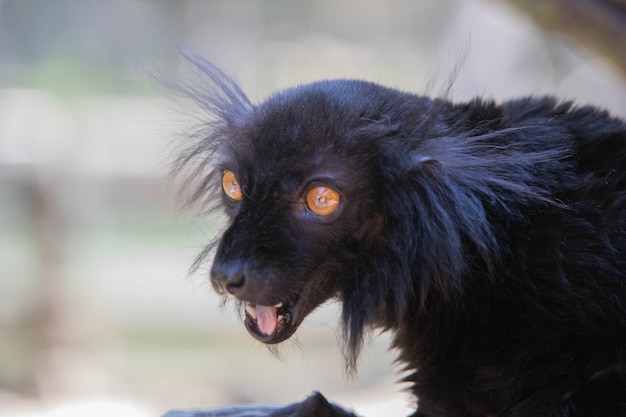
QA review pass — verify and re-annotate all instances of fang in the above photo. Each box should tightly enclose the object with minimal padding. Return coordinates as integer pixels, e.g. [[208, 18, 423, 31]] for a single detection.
[[246, 305, 257, 319]]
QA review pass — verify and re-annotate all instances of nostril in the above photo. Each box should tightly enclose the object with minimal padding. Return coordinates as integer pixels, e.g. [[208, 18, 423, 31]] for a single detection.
[[225, 271, 246, 295], [210, 262, 247, 297]]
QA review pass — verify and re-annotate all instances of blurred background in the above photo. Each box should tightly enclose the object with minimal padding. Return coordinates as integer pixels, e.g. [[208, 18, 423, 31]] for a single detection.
[[0, 1, 625, 416]]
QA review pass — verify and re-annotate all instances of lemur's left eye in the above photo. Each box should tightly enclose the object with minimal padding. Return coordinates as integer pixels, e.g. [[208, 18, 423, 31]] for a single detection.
[[306, 186, 341, 216], [222, 170, 242, 202]]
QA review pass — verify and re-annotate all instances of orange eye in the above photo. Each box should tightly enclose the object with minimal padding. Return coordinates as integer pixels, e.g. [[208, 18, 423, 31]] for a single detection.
[[306, 186, 341, 216], [222, 170, 242, 202]]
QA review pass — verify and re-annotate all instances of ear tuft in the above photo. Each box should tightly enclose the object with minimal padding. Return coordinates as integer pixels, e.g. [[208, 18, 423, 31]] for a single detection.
[[164, 52, 252, 214]]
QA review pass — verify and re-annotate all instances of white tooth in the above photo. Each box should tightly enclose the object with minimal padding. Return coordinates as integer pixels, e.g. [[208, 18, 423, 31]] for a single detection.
[[246, 305, 257, 320], [274, 302, 283, 308]]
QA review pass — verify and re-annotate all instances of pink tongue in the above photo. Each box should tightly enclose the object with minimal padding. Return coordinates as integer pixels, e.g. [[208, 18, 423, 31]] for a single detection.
[[256, 305, 278, 335]]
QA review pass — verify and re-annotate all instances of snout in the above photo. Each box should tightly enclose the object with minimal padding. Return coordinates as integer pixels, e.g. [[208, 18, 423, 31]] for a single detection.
[[210, 260, 280, 305]]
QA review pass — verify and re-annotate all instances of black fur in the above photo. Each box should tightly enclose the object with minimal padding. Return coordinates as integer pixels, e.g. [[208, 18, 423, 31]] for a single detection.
[[173, 52, 626, 417]]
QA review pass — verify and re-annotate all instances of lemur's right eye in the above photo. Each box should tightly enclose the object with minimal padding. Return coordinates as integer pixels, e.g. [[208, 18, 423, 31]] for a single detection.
[[306, 186, 341, 216], [222, 170, 242, 202]]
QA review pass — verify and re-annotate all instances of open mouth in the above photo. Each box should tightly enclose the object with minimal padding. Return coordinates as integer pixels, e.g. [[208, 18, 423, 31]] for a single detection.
[[243, 301, 299, 344]]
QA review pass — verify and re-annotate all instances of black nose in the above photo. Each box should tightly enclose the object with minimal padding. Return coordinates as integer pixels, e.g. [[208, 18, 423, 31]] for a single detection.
[[210, 262, 247, 297]]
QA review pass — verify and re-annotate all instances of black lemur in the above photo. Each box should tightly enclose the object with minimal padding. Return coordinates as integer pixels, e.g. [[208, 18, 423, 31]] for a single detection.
[[173, 53, 626, 417]]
